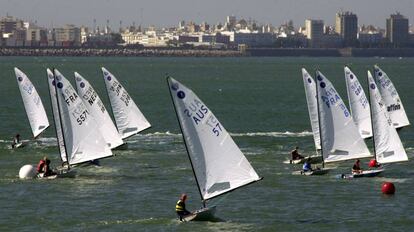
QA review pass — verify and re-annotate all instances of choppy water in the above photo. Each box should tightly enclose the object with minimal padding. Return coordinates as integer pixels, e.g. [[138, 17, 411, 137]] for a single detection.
[[1, 57, 413, 231]]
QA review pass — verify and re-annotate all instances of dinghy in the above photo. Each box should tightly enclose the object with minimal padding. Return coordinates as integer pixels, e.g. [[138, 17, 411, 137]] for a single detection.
[[167, 76, 262, 221], [14, 67, 49, 139], [373, 65, 410, 129], [312, 71, 372, 176], [344, 66, 372, 138], [101, 67, 151, 141], [74, 72, 124, 149], [288, 68, 324, 166], [46, 69, 67, 164]]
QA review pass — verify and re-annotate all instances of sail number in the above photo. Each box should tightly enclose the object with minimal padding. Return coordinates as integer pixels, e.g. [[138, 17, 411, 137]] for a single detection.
[[184, 98, 223, 137], [321, 87, 350, 118], [75, 109, 90, 125]]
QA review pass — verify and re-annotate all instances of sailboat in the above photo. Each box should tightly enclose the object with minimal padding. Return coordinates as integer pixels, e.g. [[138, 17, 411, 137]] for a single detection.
[[373, 65, 410, 129], [287, 68, 323, 165], [315, 70, 372, 175], [101, 67, 151, 143], [167, 76, 262, 221], [50, 69, 112, 173], [14, 67, 50, 146], [74, 72, 124, 149], [46, 69, 67, 164], [344, 66, 372, 139], [357, 71, 408, 177]]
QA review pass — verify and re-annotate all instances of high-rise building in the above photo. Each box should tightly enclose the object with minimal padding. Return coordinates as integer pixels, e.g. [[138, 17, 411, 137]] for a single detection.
[[386, 12, 409, 47], [335, 11, 358, 47], [0, 16, 24, 33], [305, 19, 324, 47]]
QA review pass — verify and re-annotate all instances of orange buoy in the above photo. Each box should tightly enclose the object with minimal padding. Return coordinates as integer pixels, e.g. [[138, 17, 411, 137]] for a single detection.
[[381, 182, 395, 194]]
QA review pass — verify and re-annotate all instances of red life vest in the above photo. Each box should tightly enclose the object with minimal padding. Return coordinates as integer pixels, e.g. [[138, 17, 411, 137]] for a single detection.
[[37, 160, 46, 173]]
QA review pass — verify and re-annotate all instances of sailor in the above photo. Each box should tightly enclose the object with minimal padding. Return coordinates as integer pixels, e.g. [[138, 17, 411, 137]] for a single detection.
[[11, 134, 20, 148], [176, 193, 191, 221], [352, 159, 363, 174], [291, 146, 304, 161], [302, 158, 313, 172], [37, 156, 56, 177]]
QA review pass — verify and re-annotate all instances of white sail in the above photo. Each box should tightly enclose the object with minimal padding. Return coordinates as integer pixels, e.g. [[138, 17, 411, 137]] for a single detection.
[[14, 67, 49, 138], [101, 67, 151, 139], [54, 69, 112, 165], [373, 65, 410, 129], [46, 69, 67, 163], [301, 68, 321, 150], [344, 66, 372, 138], [168, 77, 261, 201], [74, 72, 124, 149], [367, 71, 408, 164], [316, 71, 371, 163]]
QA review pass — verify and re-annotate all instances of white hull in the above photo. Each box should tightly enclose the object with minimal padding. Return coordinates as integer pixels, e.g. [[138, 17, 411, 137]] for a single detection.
[[12, 142, 25, 149], [338, 169, 384, 179], [284, 155, 323, 164], [183, 206, 216, 222], [37, 169, 77, 179]]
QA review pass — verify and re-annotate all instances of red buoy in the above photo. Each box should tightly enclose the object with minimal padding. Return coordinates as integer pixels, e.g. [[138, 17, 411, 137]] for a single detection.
[[368, 159, 378, 168], [381, 182, 395, 194]]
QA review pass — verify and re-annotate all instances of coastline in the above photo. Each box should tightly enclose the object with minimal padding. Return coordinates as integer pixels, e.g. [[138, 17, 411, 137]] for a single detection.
[[1, 47, 414, 57]]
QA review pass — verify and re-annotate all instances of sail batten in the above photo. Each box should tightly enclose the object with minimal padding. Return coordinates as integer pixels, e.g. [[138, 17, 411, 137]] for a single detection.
[[168, 77, 261, 201], [54, 69, 112, 165], [316, 71, 371, 163], [367, 71, 408, 164], [74, 72, 123, 149], [373, 65, 410, 129], [344, 66, 372, 138], [101, 67, 151, 139], [14, 68, 50, 138]]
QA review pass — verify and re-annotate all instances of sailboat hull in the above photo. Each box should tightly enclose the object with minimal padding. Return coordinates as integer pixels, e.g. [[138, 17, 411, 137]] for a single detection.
[[183, 206, 216, 222], [37, 169, 77, 179], [284, 155, 323, 164], [302, 168, 331, 176], [351, 169, 384, 178]]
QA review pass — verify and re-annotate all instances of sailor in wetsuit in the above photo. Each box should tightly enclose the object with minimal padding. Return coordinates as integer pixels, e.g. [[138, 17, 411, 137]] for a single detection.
[[303, 158, 313, 172], [176, 193, 191, 221], [352, 159, 363, 174], [291, 146, 304, 161]]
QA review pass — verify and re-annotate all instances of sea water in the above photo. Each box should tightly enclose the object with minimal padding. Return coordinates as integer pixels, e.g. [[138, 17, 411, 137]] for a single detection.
[[0, 57, 413, 231]]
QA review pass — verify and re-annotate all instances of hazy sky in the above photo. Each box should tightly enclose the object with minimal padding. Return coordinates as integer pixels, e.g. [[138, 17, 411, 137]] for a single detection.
[[1, 0, 413, 29]]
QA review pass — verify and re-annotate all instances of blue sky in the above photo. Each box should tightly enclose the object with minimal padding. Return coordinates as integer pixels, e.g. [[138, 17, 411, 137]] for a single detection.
[[0, 0, 413, 29]]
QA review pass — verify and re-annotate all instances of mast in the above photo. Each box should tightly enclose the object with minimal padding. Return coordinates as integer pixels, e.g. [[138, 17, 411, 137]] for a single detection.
[[367, 71, 377, 161], [167, 76, 205, 207], [315, 70, 325, 168], [53, 68, 70, 170], [46, 69, 64, 163]]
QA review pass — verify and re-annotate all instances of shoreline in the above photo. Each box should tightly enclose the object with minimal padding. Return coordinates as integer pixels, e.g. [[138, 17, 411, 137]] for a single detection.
[[1, 47, 414, 57]]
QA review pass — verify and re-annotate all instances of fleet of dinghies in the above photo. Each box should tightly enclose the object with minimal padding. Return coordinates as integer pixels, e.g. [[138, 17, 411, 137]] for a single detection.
[[16, 67, 151, 179], [12, 64, 410, 221], [297, 65, 409, 178]]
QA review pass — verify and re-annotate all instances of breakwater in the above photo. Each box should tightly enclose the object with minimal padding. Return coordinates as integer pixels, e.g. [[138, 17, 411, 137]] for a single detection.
[[0, 48, 242, 57], [1, 47, 414, 57]]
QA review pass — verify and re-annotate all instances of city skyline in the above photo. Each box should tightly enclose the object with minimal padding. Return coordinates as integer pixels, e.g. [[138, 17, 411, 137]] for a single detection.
[[0, 0, 413, 29]]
